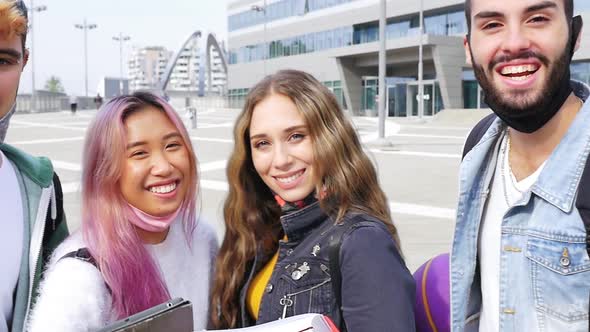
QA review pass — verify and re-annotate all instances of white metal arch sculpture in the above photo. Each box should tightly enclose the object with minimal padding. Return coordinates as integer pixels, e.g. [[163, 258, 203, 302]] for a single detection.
[[157, 30, 202, 92], [206, 33, 228, 95]]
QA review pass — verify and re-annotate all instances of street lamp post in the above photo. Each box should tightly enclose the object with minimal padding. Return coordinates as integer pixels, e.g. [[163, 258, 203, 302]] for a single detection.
[[113, 33, 131, 95], [29, 0, 47, 112], [418, 0, 424, 119], [74, 19, 97, 99], [378, 0, 386, 138], [251, 1, 267, 76]]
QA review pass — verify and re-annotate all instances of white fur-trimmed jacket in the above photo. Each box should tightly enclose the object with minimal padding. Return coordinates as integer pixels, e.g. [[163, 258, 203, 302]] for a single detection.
[[26, 219, 218, 332]]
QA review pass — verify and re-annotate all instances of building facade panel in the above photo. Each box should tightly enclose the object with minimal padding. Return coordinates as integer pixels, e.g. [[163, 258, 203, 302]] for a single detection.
[[228, 0, 590, 115]]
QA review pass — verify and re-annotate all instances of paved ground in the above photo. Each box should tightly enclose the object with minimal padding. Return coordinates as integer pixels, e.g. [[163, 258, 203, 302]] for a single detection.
[[6, 108, 488, 272]]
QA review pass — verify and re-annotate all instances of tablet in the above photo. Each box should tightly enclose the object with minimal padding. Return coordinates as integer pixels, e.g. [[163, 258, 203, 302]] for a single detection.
[[97, 297, 193, 332]]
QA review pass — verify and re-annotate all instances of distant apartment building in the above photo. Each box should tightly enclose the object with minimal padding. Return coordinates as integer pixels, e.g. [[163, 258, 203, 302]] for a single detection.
[[227, 0, 590, 115], [128, 37, 228, 95], [128, 46, 172, 91], [97, 77, 130, 99], [167, 37, 201, 92]]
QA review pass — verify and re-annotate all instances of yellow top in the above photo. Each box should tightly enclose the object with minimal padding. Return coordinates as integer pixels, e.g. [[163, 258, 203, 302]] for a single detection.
[[246, 238, 286, 320]]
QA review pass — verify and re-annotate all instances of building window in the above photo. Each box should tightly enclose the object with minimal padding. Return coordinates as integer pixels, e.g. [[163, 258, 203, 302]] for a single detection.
[[229, 0, 358, 32], [323, 80, 346, 109], [387, 20, 412, 39], [463, 81, 479, 109], [228, 88, 250, 109], [353, 23, 379, 44], [228, 7, 466, 64], [361, 79, 378, 112], [424, 10, 466, 36]]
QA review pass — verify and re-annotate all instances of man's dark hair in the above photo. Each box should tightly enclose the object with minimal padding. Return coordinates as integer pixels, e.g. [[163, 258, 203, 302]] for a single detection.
[[465, 0, 574, 32]]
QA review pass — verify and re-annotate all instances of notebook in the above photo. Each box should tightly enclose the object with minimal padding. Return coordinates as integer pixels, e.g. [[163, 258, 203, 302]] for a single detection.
[[97, 297, 193, 332], [198, 313, 339, 332]]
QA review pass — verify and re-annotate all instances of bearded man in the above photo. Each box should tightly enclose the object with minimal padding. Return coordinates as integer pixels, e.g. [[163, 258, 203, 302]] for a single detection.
[[450, 0, 587, 331]]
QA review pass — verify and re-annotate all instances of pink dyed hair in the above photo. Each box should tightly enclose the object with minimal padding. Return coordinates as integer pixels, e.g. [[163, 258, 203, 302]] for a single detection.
[[81, 91, 199, 319]]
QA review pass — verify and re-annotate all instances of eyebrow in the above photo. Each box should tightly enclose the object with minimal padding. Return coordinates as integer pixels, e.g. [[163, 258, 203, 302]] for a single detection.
[[0, 48, 22, 60], [474, 11, 504, 20], [126, 132, 182, 149], [525, 1, 558, 14], [250, 125, 307, 141], [474, 1, 557, 20]]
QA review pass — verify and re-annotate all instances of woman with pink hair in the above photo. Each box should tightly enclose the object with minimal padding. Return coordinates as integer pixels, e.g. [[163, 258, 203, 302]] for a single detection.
[[27, 92, 218, 331]]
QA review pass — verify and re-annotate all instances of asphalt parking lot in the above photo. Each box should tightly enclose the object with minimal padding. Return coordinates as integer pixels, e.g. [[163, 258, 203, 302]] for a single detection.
[[6, 107, 488, 272]]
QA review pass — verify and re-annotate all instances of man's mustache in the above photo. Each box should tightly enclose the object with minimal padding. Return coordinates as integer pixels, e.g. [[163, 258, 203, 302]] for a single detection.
[[488, 50, 550, 72]]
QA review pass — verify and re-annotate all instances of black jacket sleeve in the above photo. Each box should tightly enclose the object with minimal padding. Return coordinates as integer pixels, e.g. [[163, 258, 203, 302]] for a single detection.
[[339, 222, 416, 332]]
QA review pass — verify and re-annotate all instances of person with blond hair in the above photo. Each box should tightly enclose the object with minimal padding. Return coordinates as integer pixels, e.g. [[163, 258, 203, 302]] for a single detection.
[[210, 69, 415, 331], [27, 92, 217, 331], [0, 1, 68, 331]]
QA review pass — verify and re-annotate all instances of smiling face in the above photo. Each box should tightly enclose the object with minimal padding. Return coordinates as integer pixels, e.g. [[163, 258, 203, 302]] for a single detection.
[[465, 0, 572, 112], [119, 106, 191, 217], [249, 93, 316, 203]]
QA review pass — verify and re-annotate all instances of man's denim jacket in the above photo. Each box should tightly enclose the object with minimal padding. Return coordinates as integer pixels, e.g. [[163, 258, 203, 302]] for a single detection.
[[451, 81, 590, 332]]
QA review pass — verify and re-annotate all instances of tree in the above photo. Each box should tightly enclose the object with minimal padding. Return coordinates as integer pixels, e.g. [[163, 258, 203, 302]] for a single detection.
[[44, 76, 65, 93]]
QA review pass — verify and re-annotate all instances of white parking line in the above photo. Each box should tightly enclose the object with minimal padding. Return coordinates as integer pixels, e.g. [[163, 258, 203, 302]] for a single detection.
[[368, 149, 461, 159], [10, 120, 86, 131], [194, 109, 216, 115], [200, 179, 229, 191], [191, 136, 233, 144], [61, 179, 231, 194], [61, 182, 81, 194], [196, 115, 237, 121], [360, 121, 401, 143], [54, 122, 92, 126], [12, 137, 85, 145], [200, 160, 227, 172], [61, 177, 454, 220], [401, 125, 472, 131], [7, 124, 35, 129], [56, 112, 96, 118], [389, 202, 455, 220], [12, 118, 234, 135], [197, 122, 234, 129], [53, 159, 228, 174], [52, 160, 82, 171], [393, 133, 465, 139]]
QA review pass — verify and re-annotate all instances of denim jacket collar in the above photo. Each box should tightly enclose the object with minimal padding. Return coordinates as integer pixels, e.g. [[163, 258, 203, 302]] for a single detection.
[[531, 81, 590, 213], [465, 81, 590, 213], [280, 201, 329, 242]]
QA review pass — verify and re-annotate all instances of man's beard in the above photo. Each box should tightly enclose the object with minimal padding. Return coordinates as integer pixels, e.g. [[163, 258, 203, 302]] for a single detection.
[[472, 47, 570, 116]]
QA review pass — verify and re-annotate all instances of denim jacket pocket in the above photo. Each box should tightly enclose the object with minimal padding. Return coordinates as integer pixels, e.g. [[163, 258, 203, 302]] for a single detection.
[[525, 235, 590, 329], [278, 258, 333, 317]]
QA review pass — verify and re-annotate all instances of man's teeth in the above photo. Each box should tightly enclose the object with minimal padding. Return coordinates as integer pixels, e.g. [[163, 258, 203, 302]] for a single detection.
[[276, 171, 303, 184], [149, 182, 176, 194], [501, 64, 538, 75], [510, 75, 531, 81]]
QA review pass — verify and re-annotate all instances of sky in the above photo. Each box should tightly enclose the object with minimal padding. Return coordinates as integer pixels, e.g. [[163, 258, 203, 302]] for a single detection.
[[19, 0, 231, 96]]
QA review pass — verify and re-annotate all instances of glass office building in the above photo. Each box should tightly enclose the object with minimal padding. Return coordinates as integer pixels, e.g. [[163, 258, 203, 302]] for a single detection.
[[228, 0, 590, 115]]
